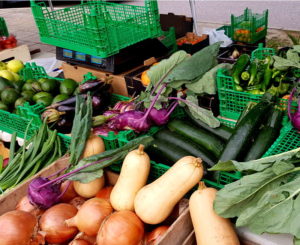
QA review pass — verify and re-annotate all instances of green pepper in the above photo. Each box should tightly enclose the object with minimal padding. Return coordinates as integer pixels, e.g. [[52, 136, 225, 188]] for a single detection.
[[261, 56, 273, 92], [267, 84, 279, 97], [241, 71, 250, 81], [272, 70, 281, 79], [248, 89, 264, 95], [235, 85, 244, 91], [248, 61, 258, 86], [278, 82, 290, 95], [232, 54, 250, 85]]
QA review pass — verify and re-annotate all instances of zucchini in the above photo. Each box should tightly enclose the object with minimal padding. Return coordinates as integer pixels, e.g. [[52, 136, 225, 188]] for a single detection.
[[232, 54, 250, 85], [184, 107, 233, 141], [146, 139, 190, 166], [236, 101, 257, 126], [154, 129, 217, 168], [167, 119, 225, 157], [243, 108, 283, 161], [219, 100, 273, 161]]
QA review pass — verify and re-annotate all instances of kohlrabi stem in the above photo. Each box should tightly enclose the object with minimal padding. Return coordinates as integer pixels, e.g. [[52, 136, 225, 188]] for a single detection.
[[165, 101, 179, 118], [143, 83, 167, 120], [168, 96, 199, 109], [38, 157, 113, 189], [150, 64, 177, 96], [46, 167, 68, 179]]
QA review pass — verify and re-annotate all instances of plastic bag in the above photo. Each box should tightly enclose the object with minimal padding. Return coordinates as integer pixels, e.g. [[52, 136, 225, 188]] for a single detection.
[[207, 30, 232, 47]]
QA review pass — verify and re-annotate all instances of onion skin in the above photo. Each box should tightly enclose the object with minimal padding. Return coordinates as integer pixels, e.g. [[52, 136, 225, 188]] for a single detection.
[[96, 210, 144, 245], [69, 196, 86, 209], [145, 226, 169, 245], [66, 198, 113, 236], [96, 186, 113, 201], [74, 176, 105, 198], [16, 196, 44, 218], [0, 210, 37, 245], [60, 181, 78, 203], [40, 203, 78, 244], [69, 239, 91, 245]]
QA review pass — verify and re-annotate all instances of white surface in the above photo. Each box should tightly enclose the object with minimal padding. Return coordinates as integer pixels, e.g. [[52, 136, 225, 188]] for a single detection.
[[237, 227, 294, 245], [30, 52, 62, 77]]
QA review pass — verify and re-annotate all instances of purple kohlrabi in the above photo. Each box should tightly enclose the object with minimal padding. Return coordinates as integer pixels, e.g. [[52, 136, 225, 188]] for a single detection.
[[28, 177, 61, 209]]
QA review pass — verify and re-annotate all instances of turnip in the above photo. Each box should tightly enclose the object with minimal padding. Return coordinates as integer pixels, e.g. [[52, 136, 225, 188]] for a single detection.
[[288, 86, 300, 130]]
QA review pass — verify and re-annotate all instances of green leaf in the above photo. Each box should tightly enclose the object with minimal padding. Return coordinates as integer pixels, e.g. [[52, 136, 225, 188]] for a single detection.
[[272, 161, 295, 175], [68, 168, 104, 183], [294, 236, 300, 245], [147, 51, 188, 86], [186, 63, 233, 95], [294, 45, 300, 53], [210, 147, 300, 172], [185, 94, 220, 128], [287, 49, 300, 63], [273, 56, 300, 71], [167, 42, 221, 85]]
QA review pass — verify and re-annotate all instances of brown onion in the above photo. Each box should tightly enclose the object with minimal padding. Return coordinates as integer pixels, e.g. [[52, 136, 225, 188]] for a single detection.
[[96, 210, 144, 245], [95, 186, 113, 201], [69, 196, 86, 209], [145, 226, 169, 245], [66, 198, 113, 236], [60, 181, 78, 202], [0, 210, 37, 245], [16, 195, 44, 217], [40, 203, 78, 244], [69, 239, 91, 245]]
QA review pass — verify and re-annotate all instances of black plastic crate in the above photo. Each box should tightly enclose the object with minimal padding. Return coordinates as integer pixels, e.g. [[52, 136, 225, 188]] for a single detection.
[[178, 35, 209, 55]]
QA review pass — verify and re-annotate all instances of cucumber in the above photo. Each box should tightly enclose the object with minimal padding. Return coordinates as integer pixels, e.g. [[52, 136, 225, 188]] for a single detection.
[[146, 139, 190, 166], [243, 108, 283, 161], [167, 119, 225, 157], [219, 100, 273, 161], [154, 129, 217, 167]]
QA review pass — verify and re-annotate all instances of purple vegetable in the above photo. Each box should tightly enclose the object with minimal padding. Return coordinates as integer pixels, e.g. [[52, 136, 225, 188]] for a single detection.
[[113, 100, 135, 113], [92, 95, 102, 110], [103, 110, 120, 118], [107, 110, 152, 132], [148, 102, 178, 126], [93, 125, 118, 137], [28, 177, 61, 209], [288, 87, 300, 130]]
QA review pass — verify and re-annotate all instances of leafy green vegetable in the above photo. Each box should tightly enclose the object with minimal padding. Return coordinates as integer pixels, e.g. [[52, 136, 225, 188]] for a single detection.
[[185, 94, 220, 128], [273, 55, 300, 71], [67, 135, 154, 183], [287, 49, 300, 63], [186, 63, 233, 95], [213, 147, 300, 243]]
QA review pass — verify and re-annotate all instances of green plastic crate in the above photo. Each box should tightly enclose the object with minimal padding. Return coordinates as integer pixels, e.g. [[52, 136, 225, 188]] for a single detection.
[[159, 27, 177, 54], [31, 0, 163, 58], [217, 69, 297, 120], [217, 25, 232, 38], [263, 122, 300, 157], [251, 43, 275, 61], [0, 17, 8, 37], [231, 8, 268, 44]]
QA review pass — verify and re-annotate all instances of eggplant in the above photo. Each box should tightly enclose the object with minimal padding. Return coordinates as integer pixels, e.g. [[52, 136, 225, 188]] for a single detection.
[[57, 105, 75, 113], [47, 95, 87, 109], [79, 80, 104, 93], [55, 116, 73, 134]]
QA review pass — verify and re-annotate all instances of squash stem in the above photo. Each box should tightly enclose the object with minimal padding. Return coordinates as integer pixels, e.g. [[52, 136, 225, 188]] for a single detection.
[[198, 181, 207, 190], [137, 144, 145, 155]]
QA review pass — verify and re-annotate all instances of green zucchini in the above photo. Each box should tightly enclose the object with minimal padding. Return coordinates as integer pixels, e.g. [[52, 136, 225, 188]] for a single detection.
[[154, 129, 217, 167], [167, 119, 225, 157], [146, 139, 190, 166], [243, 108, 283, 161], [219, 100, 273, 161], [184, 107, 233, 141], [236, 101, 257, 126]]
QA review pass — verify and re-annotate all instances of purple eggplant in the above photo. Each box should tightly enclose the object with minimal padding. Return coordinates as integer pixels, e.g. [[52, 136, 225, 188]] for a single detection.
[[47, 94, 87, 109], [57, 105, 75, 113], [79, 79, 110, 94]]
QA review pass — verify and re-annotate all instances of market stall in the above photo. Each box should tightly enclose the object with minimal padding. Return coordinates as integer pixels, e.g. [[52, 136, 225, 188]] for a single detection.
[[0, 1, 300, 245]]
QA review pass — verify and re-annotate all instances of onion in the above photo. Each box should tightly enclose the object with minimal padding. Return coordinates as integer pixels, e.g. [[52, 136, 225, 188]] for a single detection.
[[96, 186, 113, 201], [69, 196, 86, 209], [66, 198, 113, 236], [69, 239, 91, 245], [16, 195, 44, 217], [0, 210, 37, 245], [60, 181, 78, 202], [145, 226, 169, 245], [82, 134, 105, 158], [96, 210, 144, 245], [74, 176, 105, 198], [40, 203, 78, 244]]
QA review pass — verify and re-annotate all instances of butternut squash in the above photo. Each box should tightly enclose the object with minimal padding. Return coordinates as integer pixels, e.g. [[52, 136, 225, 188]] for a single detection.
[[110, 145, 150, 211], [74, 176, 105, 198], [134, 156, 203, 224], [189, 182, 240, 245]]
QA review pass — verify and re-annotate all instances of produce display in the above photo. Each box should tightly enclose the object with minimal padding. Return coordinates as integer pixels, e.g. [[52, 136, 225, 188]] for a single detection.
[[1, 8, 300, 244]]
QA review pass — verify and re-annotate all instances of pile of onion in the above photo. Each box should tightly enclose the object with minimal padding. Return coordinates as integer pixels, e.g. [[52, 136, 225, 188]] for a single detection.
[[0, 210, 37, 245], [60, 180, 78, 202], [145, 226, 169, 245], [66, 198, 113, 236], [74, 176, 105, 198], [81, 134, 105, 158], [96, 210, 144, 245], [96, 186, 113, 201]]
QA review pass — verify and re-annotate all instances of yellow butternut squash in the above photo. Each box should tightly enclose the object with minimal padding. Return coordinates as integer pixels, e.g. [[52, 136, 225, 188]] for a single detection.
[[110, 145, 150, 211], [134, 156, 203, 224], [189, 182, 240, 245]]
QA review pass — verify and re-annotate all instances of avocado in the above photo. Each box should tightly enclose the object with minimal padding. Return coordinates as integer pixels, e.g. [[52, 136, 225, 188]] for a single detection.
[[60, 79, 78, 95], [31, 82, 42, 92], [15, 97, 27, 108], [1, 88, 19, 105], [26, 79, 37, 84], [12, 80, 25, 92], [0, 101, 8, 111], [21, 90, 35, 102], [52, 94, 69, 104], [41, 79, 58, 93], [0, 77, 13, 92], [36, 96, 53, 107], [22, 83, 33, 91], [33, 92, 53, 103]]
